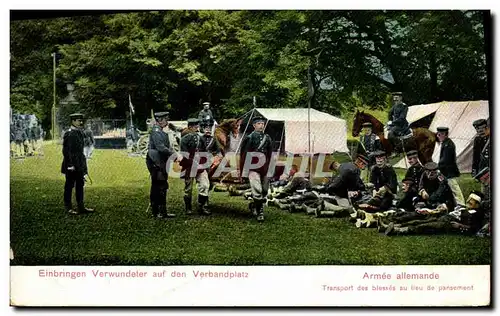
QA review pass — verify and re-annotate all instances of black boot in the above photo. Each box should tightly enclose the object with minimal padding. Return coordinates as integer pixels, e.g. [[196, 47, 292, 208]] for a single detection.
[[77, 203, 95, 214], [198, 195, 212, 215], [256, 201, 265, 222], [158, 205, 176, 219], [151, 203, 159, 218], [184, 196, 194, 215]]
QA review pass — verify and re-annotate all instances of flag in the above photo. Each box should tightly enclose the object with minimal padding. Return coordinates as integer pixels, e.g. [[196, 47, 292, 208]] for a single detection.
[[128, 94, 135, 115]]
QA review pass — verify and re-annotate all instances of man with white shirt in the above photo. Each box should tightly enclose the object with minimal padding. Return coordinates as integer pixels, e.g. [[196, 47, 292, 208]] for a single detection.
[[432, 126, 465, 207]]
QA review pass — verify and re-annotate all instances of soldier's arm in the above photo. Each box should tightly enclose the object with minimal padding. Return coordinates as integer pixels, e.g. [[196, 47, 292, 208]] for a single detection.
[[388, 107, 394, 122], [387, 167, 398, 194], [238, 136, 250, 175], [62, 131, 74, 167], [152, 131, 174, 156], [429, 176, 449, 204], [471, 138, 481, 176]]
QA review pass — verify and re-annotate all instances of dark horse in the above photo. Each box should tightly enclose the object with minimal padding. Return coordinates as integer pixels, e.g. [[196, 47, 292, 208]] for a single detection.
[[352, 110, 436, 164]]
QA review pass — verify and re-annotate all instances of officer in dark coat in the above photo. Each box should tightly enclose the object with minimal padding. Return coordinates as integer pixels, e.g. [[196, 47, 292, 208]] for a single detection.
[[387, 92, 411, 150], [416, 162, 455, 211], [435, 126, 465, 206], [404, 150, 424, 185], [146, 111, 177, 219], [359, 122, 381, 178], [326, 159, 367, 200], [198, 102, 215, 127], [472, 119, 490, 176], [239, 116, 274, 222], [180, 118, 212, 216], [61, 113, 94, 215], [367, 150, 398, 211]]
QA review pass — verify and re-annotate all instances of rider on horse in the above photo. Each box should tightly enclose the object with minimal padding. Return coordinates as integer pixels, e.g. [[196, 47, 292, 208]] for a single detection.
[[387, 92, 411, 155]]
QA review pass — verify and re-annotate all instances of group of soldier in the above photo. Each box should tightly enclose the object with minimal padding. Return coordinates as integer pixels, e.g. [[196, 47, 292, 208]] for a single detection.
[[10, 113, 44, 158], [60, 97, 491, 238]]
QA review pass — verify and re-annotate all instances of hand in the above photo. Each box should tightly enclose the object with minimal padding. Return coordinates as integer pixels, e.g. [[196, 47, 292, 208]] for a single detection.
[[67, 166, 75, 171], [417, 209, 429, 215], [348, 191, 359, 198]]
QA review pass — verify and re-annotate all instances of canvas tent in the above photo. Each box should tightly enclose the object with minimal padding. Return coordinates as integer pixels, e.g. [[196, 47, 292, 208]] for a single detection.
[[242, 108, 349, 154], [394, 100, 489, 172]]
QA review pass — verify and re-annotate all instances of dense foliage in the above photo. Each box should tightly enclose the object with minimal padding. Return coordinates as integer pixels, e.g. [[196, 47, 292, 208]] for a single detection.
[[10, 10, 489, 134]]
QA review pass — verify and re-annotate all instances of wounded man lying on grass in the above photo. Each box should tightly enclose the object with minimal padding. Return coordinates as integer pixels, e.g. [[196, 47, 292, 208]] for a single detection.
[[383, 191, 486, 236]]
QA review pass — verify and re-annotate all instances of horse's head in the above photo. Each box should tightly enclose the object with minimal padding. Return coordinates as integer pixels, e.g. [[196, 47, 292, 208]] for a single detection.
[[352, 110, 363, 137]]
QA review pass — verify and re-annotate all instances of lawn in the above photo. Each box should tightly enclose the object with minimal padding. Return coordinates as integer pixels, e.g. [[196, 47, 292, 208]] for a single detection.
[[10, 142, 491, 266]]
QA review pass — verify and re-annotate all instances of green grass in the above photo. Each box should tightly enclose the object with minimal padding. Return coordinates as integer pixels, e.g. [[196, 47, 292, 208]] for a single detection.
[[10, 143, 490, 266]]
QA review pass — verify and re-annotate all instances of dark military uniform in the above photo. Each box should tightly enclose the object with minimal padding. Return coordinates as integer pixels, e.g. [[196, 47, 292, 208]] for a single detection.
[[360, 131, 382, 159], [471, 119, 490, 203], [326, 162, 365, 199], [404, 150, 424, 185], [146, 112, 176, 218], [14, 119, 26, 157], [395, 178, 418, 212], [417, 162, 455, 210], [200, 122, 223, 179], [180, 118, 212, 215], [198, 108, 214, 126], [61, 113, 93, 214], [436, 127, 465, 206], [240, 116, 273, 221], [368, 151, 398, 211], [387, 92, 411, 139]]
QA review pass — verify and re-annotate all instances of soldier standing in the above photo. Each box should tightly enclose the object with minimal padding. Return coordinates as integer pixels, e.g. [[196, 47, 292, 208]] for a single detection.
[[14, 118, 26, 158], [146, 111, 177, 219], [61, 113, 94, 215], [387, 92, 411, 155], [180, 118, 212, 216], [83, 122, 95, 160], [404, 150, 424, 184], [198, 102, 215, 127], [239, 116, 274, 222], [200, 120, 223, 179], [433, 126, 465, 206], [471, 119, 490, 200], [30, 120, 42, 156]]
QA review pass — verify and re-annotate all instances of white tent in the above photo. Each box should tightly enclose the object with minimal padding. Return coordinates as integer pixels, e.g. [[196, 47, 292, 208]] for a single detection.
[[254, 108, 349, 154], [394, 100, 489, 172]]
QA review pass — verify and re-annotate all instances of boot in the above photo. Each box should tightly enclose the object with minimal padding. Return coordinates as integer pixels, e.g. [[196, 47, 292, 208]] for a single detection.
[[255, 200, 265, 222], [158, 205, 176, 219], [384, 222, 407, 235], [77, 203, 95, 214], [276, 200, 291, 211], [249, 201, 257, 216], [198, 195, 212, 215], [150, 203, 159, 218], [184, 196, 194, 215]]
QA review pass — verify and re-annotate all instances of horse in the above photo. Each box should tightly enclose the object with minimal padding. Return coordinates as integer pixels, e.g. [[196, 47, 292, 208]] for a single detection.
[[352, 110, 436, 164]]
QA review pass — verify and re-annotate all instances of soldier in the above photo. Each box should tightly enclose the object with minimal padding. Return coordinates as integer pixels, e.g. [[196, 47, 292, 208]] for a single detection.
[[471, 119, 490, 201], [61, 113, 94, 215], [433, 126, 465, 206], [416, 162, 455, 211], [14, 118, 26, 158], [387, 92, 411, 155], [367, 150, 398, 210], [359, 122, 381, 169], [198, 102, 215, 127], [404, 150, 424, 185], [385, 191, 485, 236], [146, 111, 177, 219], [83, 122, 95, 160], [180, 118, 212, 216], [395, 177, 418, 212], [10, 120, 15, 157], [30, 120, 42, 156], [200, 119, 223, 179], [23, 115, 33, 156], [239, 116, 274, 222]]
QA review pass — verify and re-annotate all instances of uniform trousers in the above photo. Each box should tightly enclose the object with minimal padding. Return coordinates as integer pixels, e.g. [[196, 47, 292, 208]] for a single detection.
[[447, 177, 465, 206], [64, 171, 85, 210], [249, 171, 270, 201], [184, 170, 210, 198]]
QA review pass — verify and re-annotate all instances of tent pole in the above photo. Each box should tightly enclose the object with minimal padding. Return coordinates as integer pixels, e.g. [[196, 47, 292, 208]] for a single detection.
[[307, 67, 312, 181]]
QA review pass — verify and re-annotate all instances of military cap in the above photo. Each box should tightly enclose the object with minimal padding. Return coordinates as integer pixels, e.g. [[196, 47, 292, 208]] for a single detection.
[[402, 177, 414, 184], [474, 167, 489, 180], [187, 118, 200, 126], [203, 102, 210, 106], [361, 122, 373, 128], [406, 150, 418, 158], [424, 162, 438, 171], [252, 116, 266, 124], [436, 127, 449, 133], [473, 119, 487, 127], [356, 154, 369, 164], [69, 113, 84, 120], [372, 150, 386, 157], [391, 91, 403, 96], [154, 111, 169, 119]]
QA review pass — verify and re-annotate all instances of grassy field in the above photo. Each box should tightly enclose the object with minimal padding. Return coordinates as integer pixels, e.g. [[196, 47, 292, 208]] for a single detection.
[[10, 143, 490, 266]]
